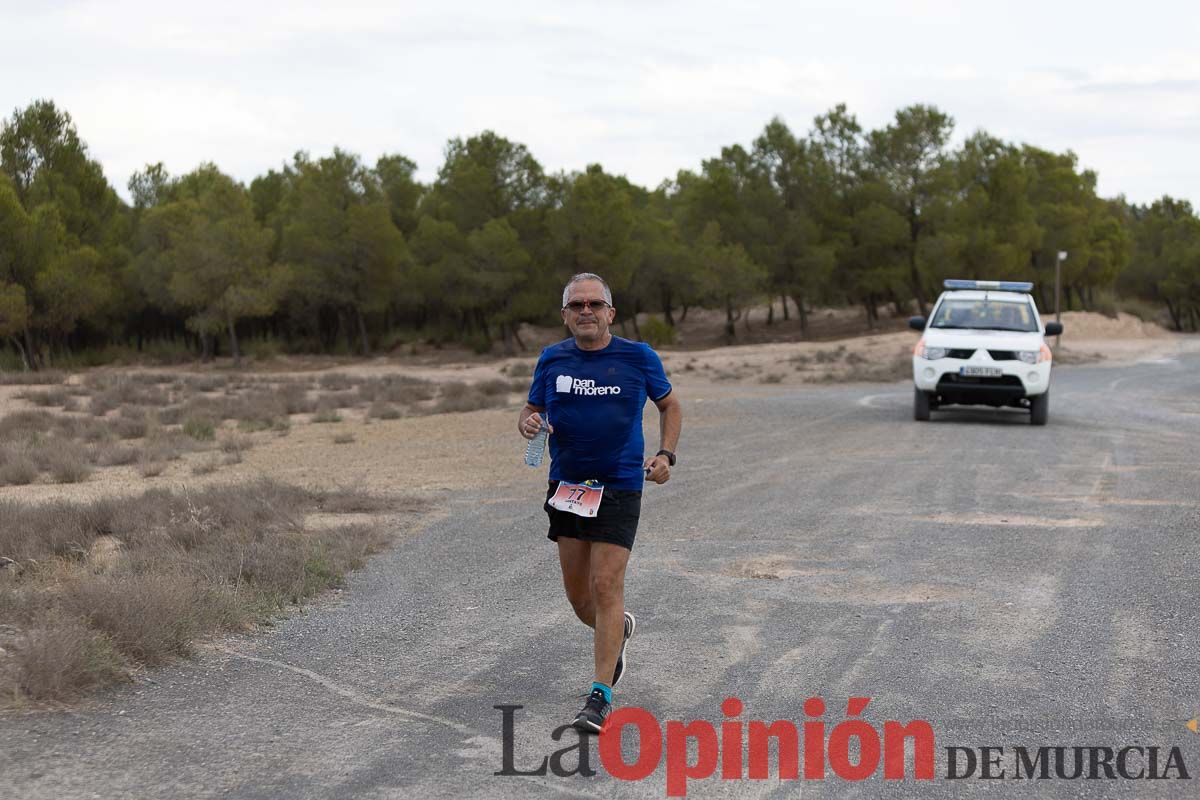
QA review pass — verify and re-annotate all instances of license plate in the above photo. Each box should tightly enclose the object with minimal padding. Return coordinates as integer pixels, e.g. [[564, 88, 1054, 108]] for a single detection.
[[548, 481, 604, 518], [960, 366, 1002, 377]]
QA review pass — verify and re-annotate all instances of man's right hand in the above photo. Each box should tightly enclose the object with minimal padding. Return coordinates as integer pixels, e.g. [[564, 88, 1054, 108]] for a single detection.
[[519, 410, 553, 440]]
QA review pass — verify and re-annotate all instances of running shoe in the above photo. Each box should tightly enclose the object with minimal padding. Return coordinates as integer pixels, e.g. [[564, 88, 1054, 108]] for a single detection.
[[573, 688, 612, 734], [611, 610, 636, 686]]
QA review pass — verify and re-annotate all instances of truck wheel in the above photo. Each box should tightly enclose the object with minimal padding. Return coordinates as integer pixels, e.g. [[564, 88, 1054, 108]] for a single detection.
[[1030, 391, 1049, 425], [914, 388, 931, 421]]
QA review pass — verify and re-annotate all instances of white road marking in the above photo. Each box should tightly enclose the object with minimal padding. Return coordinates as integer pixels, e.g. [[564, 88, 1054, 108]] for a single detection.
[[857, 392, 908, 408], [214, 645, 480, 738]]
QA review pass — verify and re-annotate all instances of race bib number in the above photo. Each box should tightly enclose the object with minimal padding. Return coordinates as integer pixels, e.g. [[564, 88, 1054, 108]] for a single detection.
[[548, 481, 604, 518]]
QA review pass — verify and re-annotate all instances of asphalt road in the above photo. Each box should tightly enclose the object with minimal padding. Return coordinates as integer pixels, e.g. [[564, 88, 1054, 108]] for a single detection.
[[2, 350, 1198, 799]]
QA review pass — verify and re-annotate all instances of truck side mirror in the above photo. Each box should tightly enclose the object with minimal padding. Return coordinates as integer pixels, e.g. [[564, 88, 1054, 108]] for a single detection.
[[908, 316, 926, 331], [1044, 322, 1063, 336]]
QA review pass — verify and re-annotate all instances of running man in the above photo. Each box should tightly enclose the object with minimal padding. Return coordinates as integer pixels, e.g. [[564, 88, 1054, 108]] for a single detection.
[[518, 272, 682, 733]]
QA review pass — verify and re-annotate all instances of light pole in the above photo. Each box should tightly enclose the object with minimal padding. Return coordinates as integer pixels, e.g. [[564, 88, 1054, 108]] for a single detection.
[[1054, 250, 1067, 348]]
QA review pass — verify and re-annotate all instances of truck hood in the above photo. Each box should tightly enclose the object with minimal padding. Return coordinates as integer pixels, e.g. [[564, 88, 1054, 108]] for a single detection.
[[922, 328, 1045, 351]]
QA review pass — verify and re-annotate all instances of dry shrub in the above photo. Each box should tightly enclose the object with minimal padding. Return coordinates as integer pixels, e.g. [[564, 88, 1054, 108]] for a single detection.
[[814, 348, 842, 364], [0, 452, 38, 486], [476, 378, 512, 396], [278, 382, 317, 414], [229, 390, 289, 425], [191, 455, 222, 475], [78, 418, 112, 443], [430, 393, 498, 414], [17, 388, 70, 407], [219, 434, 251, 454], [138, 459, 166, 478], [0, 409, 58, 441], [429, 380, 510, 414], [92, 442, 139, 467], [6, 611, 126, 702], [40, 442, 92, 484], [142, 433, 189, 463], [87, 379, 171, 413], [179, 375, 226, 393], [222, 451, 242, 466], [59, 574, 236, 665], [840, 348, 912, 383], [367, 400, 402, 420], [312, 400, 342, 423], [182, 416, 216, 441], [503, 361, 534, 378], [111, 415, 148, 440], [355, 375, 435, 405], [332, 433, 355, 445], [318, 373, 359, 391], [0, 370, 67, 386], [759, 373, 785, 384], [0, 480, 417, 706]]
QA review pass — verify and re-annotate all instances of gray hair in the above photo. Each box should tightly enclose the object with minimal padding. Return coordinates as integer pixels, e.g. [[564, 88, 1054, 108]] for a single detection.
[[562, 273, 613, 308]]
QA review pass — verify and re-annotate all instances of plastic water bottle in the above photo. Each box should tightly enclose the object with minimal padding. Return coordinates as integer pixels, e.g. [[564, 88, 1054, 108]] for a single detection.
[[524, 415, 549, 467]]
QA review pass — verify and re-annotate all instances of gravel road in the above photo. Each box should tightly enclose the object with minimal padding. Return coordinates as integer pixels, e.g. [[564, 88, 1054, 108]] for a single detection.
[[2, 350, 1198, 799]]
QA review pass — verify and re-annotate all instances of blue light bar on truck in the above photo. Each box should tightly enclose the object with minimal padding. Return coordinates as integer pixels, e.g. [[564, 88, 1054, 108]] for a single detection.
[[944, 279, 1033, 292]]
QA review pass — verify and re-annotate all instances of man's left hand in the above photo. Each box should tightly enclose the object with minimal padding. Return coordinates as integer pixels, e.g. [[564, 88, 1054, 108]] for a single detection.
[[644, 455, 671, 484]]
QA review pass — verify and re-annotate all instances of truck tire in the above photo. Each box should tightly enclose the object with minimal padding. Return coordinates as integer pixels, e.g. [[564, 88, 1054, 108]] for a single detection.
[[1030, 391, 1049, 425], [914, 388, 931, 421]]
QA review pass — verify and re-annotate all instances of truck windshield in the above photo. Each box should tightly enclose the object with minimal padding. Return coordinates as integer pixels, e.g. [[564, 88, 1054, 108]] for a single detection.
[[929, 299, 1037, 332]]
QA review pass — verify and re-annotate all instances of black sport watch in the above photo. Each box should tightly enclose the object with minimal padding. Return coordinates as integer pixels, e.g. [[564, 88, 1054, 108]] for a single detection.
[[656, 449, 677, 467]]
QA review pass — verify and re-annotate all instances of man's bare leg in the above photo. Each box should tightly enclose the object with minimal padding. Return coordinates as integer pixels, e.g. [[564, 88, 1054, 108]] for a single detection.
[[588, 542, 630, 685], [557, 537, 595, 627], [558, 537, 631, 684]]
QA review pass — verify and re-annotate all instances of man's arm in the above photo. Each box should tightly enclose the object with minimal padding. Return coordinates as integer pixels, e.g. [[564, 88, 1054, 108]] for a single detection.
[[644, 391, 681, 484]]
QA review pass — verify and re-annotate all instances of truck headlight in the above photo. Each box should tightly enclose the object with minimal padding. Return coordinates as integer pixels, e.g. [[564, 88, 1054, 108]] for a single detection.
[[913, 339, 947, 360], [1018, 351, 1038, 364]]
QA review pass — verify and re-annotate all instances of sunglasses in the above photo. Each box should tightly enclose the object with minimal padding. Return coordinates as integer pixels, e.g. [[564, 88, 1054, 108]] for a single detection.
[[563, 300, 610, 313]]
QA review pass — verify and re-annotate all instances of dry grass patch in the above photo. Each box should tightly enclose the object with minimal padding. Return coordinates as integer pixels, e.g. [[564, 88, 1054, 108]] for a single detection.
[[190, 455, 222, 475], [92, 442, 139, 467], [0, 370, 68, 385], [430, 380, 513, 414], [502, 361, 534, 378], [182, 416, 217, 441], [0, 480, 427, 707], [0, 449, 38, 486], [137, 458, 167, 478], [46, 445, 93, 484], [317, 373, 359, 392], [367, 400, 403, 420], [3, 611, 127, 702], [838, 347, 911, 383], [312, 401, 343, 423], [355, 375, 436, 406], [16, 388, 71, 408]]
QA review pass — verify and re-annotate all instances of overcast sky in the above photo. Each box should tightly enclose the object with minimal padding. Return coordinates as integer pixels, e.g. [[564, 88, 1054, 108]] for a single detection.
[[3, 0, 1199, 205]]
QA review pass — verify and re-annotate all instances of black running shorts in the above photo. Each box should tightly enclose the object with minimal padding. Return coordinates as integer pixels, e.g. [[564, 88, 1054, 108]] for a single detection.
[[544, 481, 642, 550]]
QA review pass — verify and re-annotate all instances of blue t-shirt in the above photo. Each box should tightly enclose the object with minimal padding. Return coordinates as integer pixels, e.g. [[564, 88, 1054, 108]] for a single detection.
[[527, 336, 672, 490]]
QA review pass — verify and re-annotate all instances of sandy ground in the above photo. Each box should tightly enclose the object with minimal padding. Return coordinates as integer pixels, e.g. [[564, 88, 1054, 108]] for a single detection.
[[1, 311, 1196, 508]]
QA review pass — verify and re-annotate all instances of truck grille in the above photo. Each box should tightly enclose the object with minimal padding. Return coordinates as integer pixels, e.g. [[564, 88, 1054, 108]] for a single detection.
[[938, 374, 1024, 387]]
